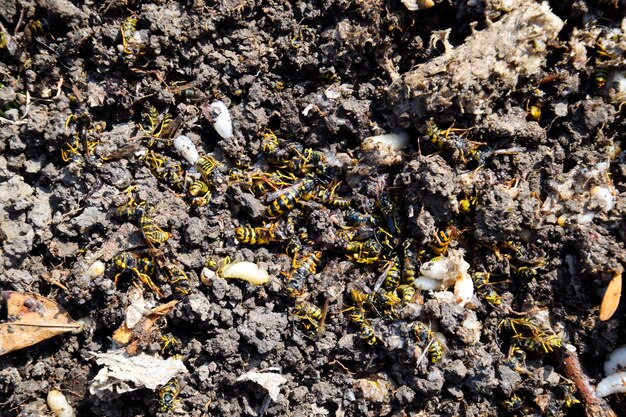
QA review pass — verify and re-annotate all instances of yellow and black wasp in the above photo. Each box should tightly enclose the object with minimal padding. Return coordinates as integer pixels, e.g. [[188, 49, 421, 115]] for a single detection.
[[112, 251, 163, 297], [285, 251, 322, 298], [425, 120, 483, 163], [142, 106, 182, 148], [140, 215, 172, 247], [430, 225, 460, 256], [158, 377, 181, 412], [265, 176, 316, 217], [234, 225, 275, 246], [164, 265, 191, 296], [348, 308, 378, 346], [345, 209, 380, 227], [472, 272, 502, 306], [293, 301, 323, 331], [314, 179, 351, 209], [196, 154, 220, 181], [413, 321, 444, 364]]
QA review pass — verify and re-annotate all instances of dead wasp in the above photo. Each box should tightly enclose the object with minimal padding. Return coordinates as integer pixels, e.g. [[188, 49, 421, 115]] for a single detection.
[[188, 179, 211, 198], [164, 265, 191, 296], [594, 34, 613, 89], [345, 209, 380, 227], [430, 225, 460, 256], [348, 308, 378, 345], [425, 120, 483, 163], [234, 225, 275, 245], [413, 321, 444, 363], [472, 272, 502, 306], [293, 301, 323, 331], [112, 251, 162, 297], [396, 284, 417, 305], [344, 239, 384, 265], [158, 377, 181, 412], [113, 201, 148, 222], [141, 106, 182, 147], [373, 257, 401, 291], [498, 317, 562, 353], [502, 393, 523, 412], [120, 16, 140, 56], [284, 251, 322, 298], [140, 215, 172, 247], [265, 176, 316, 217], [260, 129, 280, 154], [401, 240, 420, 286], [196, 154, 221, 180], [314, 180, 351, 208]]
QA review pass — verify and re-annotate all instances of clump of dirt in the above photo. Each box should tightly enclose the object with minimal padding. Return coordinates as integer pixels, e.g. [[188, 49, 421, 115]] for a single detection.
[[0, 0, 625, 416]]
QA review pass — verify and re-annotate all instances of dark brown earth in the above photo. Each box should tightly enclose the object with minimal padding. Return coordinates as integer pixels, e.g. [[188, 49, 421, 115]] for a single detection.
[[0, 0, 625, 416]]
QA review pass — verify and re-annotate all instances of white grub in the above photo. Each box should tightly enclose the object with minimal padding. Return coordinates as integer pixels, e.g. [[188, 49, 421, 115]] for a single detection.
[[605, 346, 626, 376], [419, 249, 470, 289], [401, 0, 435, 11], [47, 390, 76, 417], [173, 135, 199, 164], [589, 186, 614, 212], [415, 276, 443, 291], [210, 101, 233, 139], [419, 257, 449, 282], [237, 370, 287, 401], [608, 71, 626, 104], [356, 376, 392, 403], [454, 273, 475, 307], [596, 372, 626, 397], [86, 261, 105, 278], [361, 132, 410, 152], [220, 261, 269, 285]]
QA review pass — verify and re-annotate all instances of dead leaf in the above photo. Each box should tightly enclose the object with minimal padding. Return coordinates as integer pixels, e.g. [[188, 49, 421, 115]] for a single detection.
[[600, 271, 622, 321], [0, 291, 82, 356]]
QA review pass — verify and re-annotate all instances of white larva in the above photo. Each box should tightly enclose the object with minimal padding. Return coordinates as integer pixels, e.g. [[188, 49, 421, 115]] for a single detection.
[[419, 258, 448, 281], [220, 261, 269, 285], [454, 273, 474, 307], [210, 101, 233, 139], [589, 186, 614, 212], [200, 267, 217, 285], [361, 132, 410, 152], [47, 390, 76, 417], [173, 135, 199, 164], [86, 261, 105, 278], [605, 346, 626, 376], [415, 276, 443, 291], [596, 372, 626, 397]]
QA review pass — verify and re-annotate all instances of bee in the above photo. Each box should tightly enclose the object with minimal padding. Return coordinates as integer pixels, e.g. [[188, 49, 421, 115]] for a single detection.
[[345, 210, 380, 227], [140, 215, 172, 247], [234, 226, 274, 245], [502, 394, 523, 412], [158, 377, 181, 412], [196, 154, 220, 180], [265, 177, 316, 217], [164, 265, 191, 296], [348, 309, 378, 345], [293, 301, 323, 331], [472, 272, 501, 306], [413, 322, 443, 363], [112, 251, 162, 297]]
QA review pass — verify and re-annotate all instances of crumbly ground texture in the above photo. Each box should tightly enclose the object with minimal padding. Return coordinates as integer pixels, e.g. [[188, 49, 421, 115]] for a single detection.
[[0, 0, 625, 416]]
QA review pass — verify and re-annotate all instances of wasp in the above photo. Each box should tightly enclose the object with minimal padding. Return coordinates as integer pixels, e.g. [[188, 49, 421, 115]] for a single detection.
[[140, 215, 172, 247], [284, 251, 322, 298], [265, 177, 316, 217], [120, 16, 139, 55], [594, 35, 613, 89], [458, 193, 477, 213], [401, 241, 419, 285], [235, 225, 274, 245], [345, 210, 380, 227], [413, 322, 443, 363], [158, 377, 181, 412], [374, 257, 401, 291], [430, 225, 459, 256], [502, 393, 523, 412], [142, 106, 182, 147], [319, 72, 341, 85], [196, 154, 220, 180], [160, 334, 181, 355], [150, 159, 186, 192], [348, 309, 378, 345], [293, 302, 323, 331], [314, 180, 350, 208], [113, 200, 148, 222], [188, 179, 210, 197], [472, 272, 502, 306], [425, 120, 482, 163], [561, 382, 580, 408], [499, 317, 562, 353], [396, 284, 417, 305], [164, 265, 191, 296], [112, 251, 162, 297], [261, 129, 279, 154]]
